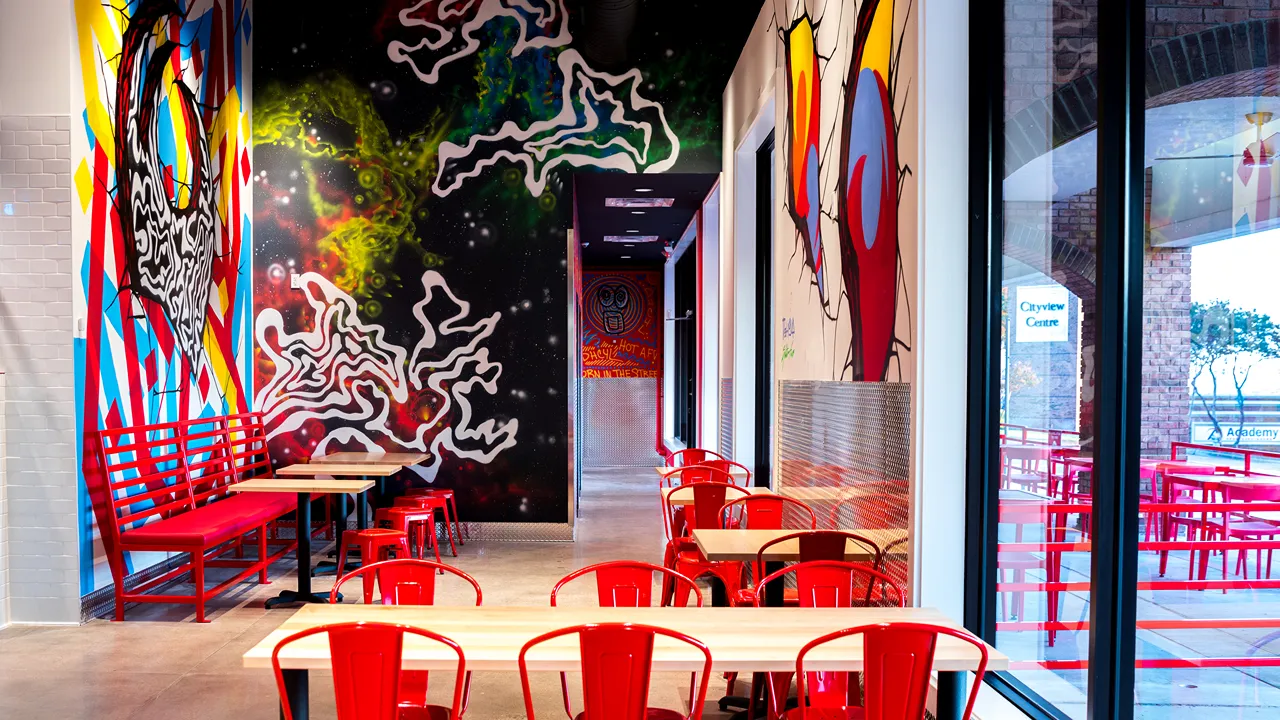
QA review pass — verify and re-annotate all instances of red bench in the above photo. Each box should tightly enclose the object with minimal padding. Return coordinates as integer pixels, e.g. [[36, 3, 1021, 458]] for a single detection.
[[96, 411, 296, 622]]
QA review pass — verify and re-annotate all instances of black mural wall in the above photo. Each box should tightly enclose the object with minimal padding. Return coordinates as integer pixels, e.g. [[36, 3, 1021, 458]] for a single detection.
[[251, 1, 760, 524]]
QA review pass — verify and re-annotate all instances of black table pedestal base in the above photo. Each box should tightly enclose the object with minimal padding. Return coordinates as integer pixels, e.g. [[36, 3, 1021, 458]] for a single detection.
[[265, 589, 337, 608]]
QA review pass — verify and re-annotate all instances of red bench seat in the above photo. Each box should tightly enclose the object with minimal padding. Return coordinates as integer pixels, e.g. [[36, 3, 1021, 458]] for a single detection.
[[96, 412, 298, 622], [121, 492, 296, 548]]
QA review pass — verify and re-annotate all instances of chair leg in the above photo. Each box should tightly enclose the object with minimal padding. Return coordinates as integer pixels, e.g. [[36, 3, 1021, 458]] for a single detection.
[[114, 583, 125, 622], [193, 553, 208, 623], [336, 536, 350, 573], [449, 495, 465, 545], [259, 526, 270, 584], [440, 507, 458, 557]]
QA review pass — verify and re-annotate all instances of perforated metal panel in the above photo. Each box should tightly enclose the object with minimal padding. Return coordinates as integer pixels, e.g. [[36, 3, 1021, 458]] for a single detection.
[[777, 380, 912, 596], [582, 377, 662, 467], [720, 378, 734, 459]]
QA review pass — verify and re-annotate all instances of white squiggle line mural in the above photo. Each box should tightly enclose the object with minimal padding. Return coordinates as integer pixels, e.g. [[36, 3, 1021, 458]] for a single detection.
[[254, 271, 518, 481], [387, 0, 571, 85], [386, 2, 680, 197]]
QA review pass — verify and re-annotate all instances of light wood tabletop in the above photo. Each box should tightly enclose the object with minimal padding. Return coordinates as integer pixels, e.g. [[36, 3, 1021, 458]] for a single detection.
[[691, 528, 907, 563], [662, 485, 772, 506], [314, 452, 430, 465], [244, 604, 1005, 673], [276, 463, 404, 477], [231, 478, 375, 494], [656, 466, 749, 478]]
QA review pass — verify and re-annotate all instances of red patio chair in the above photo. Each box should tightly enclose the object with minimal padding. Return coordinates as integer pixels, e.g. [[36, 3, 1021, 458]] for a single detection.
[[720, 495, 817, 532], [1204, 482, 1280, 584], [668, 448, 726, 467], [551, 560, 703, 608], [1001, 445, 1053, 494], [272, 621, 468, 720], [1159, 469, 1221, 579], [330, 560, 481, 717], [661, 481, 751, 607], [752, 561, 904, 719], [788, 622, 989, 720], [518, 622, 713, 720]]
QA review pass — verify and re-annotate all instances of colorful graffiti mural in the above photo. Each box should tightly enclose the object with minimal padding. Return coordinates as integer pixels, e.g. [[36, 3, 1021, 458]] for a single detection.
[[252, 2, 755, 523], [779, 0, 911, 383], [581, 270, 661, 378], [73, 0, 253, 592]]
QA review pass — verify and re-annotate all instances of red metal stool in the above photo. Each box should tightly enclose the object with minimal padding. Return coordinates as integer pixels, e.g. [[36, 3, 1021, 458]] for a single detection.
[[376, 506, 445, 565], [394, 495, 458, 557], [334, 528, 410, 580], [406, 487, 467, 546]]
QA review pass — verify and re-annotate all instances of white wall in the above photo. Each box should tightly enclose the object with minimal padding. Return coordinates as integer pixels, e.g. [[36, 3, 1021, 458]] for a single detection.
[[700, 187, 721, 449], [0, 0, 81, 624], [0, 371, 9, 627], [912, 0, 970, 622]]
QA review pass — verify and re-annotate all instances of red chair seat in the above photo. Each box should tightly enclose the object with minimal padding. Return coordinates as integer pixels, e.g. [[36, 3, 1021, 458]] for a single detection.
[[782, 707, 864, 719], [121, 494, 291, 548]]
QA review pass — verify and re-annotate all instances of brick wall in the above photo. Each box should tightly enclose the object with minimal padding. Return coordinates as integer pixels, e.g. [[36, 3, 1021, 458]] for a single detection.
[[0, 371, 8, 626], [0, 115, 79, 624]]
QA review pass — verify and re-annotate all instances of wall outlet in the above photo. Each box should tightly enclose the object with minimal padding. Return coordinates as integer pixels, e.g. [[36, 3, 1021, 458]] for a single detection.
[[290, 272, 301, 289]]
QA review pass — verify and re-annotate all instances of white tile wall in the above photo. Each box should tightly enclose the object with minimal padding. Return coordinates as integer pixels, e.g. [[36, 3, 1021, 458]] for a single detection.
[[0, 114, 80, 624], [0, 370, 8, 628]]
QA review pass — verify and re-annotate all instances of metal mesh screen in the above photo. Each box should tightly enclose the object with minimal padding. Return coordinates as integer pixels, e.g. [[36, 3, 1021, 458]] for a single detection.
[[777, 380, 912, 597], [720, 378, 734, 459], [582, 377, 661, 467]]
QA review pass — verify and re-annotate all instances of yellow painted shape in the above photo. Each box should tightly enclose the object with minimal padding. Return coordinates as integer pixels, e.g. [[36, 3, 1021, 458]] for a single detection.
[[74, 0, 123, 171], [861, 0, 895, 81], [74, 158, 94, 214]]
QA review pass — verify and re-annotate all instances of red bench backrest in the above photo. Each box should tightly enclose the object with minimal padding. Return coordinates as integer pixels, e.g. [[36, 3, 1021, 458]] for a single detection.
[[225, 412, 272, 480], [97, 421, 195, 541], [180, 416, 239, 507]]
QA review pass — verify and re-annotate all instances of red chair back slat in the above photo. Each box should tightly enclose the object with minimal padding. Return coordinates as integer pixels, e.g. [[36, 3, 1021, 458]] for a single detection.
[[551, 561, 703, 608], [685, 481, 750, 532], [519, 623, 713, 720], [795, 622, 989, 720], [754, 560, 903, 609], [668, 448, 725, 467], [272, 622, 467, 720]]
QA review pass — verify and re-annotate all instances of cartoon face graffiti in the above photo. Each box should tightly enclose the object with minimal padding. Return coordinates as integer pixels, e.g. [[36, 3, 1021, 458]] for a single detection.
[[596, 284, 631, 335]]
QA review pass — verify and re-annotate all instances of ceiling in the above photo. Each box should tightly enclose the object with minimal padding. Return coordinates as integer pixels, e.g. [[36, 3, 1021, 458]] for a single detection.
[[574, 173, 718, 266]]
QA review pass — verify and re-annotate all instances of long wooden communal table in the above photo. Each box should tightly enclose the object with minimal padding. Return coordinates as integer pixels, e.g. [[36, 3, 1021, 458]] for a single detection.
[[245, 604, 1006, 720], [231, 478, 374, 607]]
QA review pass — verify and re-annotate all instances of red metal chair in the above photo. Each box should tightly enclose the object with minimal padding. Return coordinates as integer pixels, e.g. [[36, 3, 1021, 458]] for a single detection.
[[1001, 445, 1052, 494], [405, 488, 467, 547], [272, 621, 468, 720], [720, 495, 817, 532], [336, 528, 412, 577], [661, 481, 751, 607], [667, 448, 726, 467], [329, 560, 480, 717], [330, 559, 483, 606], [551, 560, 703, 607], [731, 530, 885, 608], [380, 504, 449, 563], [659, 467, 737, 598], [702, 458, 752, 486], [787, 622, 989, 720], [1205, 483, 1280, 582], [518, 622, 714, 720], [752, 561, 904, 720]]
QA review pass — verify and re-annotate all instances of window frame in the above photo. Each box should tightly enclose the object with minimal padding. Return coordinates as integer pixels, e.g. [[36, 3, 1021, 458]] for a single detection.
[[963, 2, 1145, 719]]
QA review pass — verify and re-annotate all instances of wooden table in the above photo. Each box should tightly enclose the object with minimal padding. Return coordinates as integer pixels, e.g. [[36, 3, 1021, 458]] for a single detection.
[[691, 528, 905, 564], [245, 604, 1006, 720], [314, 452, 430, 465], [662, 485, 772, 506], [276, 463, 403, 533], [232, 478, 374, 608]]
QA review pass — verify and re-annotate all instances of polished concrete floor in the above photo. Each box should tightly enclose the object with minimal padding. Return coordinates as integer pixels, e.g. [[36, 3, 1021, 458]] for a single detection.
[[0, 465, 733, 719]]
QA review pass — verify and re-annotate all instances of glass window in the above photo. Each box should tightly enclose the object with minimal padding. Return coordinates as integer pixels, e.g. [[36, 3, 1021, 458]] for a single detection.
[[1137, 13, 1280, 718], [995, 0, 1097, 714]]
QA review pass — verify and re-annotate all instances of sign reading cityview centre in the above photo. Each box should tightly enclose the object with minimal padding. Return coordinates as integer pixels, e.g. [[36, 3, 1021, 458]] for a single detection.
[[1015, 285, 1070, 343]]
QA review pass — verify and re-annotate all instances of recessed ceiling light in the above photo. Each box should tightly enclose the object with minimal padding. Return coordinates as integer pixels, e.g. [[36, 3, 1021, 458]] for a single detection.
[[631, 211, 645, 215], [627, 229, 639, 233], [624, 244, 635, 248], [620, 255, 632, 259], [635, 188, 654, 193], [607, 197, 674, 208], [604, 235, 660, 243]]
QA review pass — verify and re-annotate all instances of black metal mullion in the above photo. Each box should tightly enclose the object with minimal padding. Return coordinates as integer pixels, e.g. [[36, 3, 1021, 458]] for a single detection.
[[963, 0, 1002, 643], [1088, 0, 1145, 718]]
